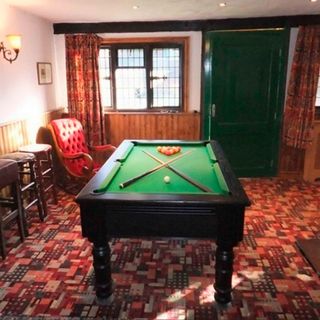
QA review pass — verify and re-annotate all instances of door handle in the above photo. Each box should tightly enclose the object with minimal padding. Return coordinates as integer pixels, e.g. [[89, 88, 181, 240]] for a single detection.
[[211, 104, 216, 118]]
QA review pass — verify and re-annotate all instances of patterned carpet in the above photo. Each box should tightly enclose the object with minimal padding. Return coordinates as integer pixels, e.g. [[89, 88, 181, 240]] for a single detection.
[[0, 178, 319, 319]]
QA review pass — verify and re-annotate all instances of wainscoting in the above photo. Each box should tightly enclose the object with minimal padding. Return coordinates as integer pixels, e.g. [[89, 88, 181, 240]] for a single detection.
[[0, 109, 64, 155], [0, 110, 307, 178], [278, 143, 305, 178], [105, 112, 201, 147], [303, 120, 320, 182]]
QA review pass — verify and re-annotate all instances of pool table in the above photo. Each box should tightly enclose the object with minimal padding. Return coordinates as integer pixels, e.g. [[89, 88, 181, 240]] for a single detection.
[[76, 140, 250, 304]]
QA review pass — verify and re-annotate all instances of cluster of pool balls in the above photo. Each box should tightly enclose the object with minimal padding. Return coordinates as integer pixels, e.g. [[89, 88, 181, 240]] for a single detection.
[[156, 145, 181, 156], [156, 146, 182, 184]]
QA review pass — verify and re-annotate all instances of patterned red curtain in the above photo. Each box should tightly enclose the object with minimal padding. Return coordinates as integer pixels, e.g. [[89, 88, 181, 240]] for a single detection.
[[282, 26, 320, 149], [65, 34, 105, 146]]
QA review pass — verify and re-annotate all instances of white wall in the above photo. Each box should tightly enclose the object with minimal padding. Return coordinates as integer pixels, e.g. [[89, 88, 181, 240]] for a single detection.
[[1, 5, 298, 123], [0, 2, 59, 126], [54, 31, 203, 112], [53, 34, 67, 108]]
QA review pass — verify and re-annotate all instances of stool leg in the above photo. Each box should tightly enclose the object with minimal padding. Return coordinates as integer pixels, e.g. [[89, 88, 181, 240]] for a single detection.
[[0, 181, 27, 259], [34, 157, 48, 221], [13, 181, 28, 239], [0, 207, 6, 259], [47, 150, 58, 204], [29, 160, 45, 221]]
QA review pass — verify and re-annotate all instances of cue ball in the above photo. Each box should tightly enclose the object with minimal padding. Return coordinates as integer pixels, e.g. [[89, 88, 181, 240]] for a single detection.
[[164, 176, 170, 183]]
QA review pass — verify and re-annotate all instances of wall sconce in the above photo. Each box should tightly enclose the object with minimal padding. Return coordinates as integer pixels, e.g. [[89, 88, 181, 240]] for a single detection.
[[0, 34, 22, 63]]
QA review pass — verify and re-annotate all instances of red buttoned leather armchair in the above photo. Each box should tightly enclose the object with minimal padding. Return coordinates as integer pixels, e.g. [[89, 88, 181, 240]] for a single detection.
[[48, 118, 116, 185]]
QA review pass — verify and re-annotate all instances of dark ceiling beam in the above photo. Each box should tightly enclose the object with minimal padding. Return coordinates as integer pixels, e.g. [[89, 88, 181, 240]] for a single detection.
[[53, 15, 320, 34]]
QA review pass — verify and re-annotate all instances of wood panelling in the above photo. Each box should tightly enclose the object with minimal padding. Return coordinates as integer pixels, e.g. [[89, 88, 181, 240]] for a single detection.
[[303, 120, 320, 182], [105, 112, 200, 147], [278, 143, 305, 179], [278, 122, 320, 179], [1, 109, 307, 178], [0, 109, 64, 155]]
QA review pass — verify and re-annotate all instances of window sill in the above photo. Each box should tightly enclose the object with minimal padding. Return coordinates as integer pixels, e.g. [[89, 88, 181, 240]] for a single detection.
[[104, 111, 199, 115]]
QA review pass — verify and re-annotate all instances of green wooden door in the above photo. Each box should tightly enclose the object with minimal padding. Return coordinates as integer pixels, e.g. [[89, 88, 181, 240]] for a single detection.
[[203, 30, 289, 177]]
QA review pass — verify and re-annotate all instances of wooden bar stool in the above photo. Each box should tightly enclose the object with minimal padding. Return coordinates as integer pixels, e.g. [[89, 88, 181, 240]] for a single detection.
[[0, 152, 45, 221], [0, 159, 27, 259], [19, 144, 58, 219]]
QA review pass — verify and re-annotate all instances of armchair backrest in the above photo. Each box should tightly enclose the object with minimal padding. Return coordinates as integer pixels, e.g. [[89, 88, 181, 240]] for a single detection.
[[50, 118, 89, 154], [48, 118, 92, 178]]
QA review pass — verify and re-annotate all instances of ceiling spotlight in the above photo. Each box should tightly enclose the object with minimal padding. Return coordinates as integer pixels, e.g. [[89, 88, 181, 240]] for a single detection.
[[219, 2, 227, 7], [133, 5, 140, 10], [310, 0, 317, 2]]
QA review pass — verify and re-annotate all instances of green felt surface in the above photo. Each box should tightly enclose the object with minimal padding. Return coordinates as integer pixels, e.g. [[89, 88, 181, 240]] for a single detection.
[[96, 142, 229, 195]]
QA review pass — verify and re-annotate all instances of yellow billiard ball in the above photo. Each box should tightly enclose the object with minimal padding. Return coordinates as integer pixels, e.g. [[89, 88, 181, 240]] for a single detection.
[[164, 176, 170, 183]]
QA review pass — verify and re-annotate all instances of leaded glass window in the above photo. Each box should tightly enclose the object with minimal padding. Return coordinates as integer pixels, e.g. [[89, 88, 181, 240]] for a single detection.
[[99, 41, 184, 111]]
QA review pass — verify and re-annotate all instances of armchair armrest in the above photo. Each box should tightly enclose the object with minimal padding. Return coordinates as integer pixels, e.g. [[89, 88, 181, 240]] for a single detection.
[[61, 152, 91, 160], [89, 144, 117, 152], [61, 152, 94, 177]]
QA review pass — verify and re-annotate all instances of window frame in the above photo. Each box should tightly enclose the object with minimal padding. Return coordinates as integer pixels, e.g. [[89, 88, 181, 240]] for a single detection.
[[99, 37, 189, 113]]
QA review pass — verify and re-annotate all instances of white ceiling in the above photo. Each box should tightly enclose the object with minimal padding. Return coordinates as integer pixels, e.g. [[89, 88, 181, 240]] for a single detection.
[[4, 0, 320, 23]]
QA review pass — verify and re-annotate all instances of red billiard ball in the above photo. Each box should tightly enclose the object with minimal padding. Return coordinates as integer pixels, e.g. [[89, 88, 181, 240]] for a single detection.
[[166, 149, 174, 156]]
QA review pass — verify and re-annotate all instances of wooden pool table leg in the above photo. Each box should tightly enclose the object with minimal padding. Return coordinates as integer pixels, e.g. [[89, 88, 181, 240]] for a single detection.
[[214, 244, 234, 304], [92, 241, 114, 305]]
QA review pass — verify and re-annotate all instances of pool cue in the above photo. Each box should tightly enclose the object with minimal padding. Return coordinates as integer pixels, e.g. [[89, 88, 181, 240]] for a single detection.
[[143, 150, 212, 193], [119, 150, 193, 189]]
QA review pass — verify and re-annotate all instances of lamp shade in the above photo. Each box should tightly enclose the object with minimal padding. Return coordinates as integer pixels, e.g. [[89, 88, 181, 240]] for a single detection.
[[6, 34, 22, 50]]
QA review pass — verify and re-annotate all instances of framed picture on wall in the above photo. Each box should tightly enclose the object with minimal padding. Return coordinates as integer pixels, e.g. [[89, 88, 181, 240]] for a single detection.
[[37, 62, 52, 85]]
